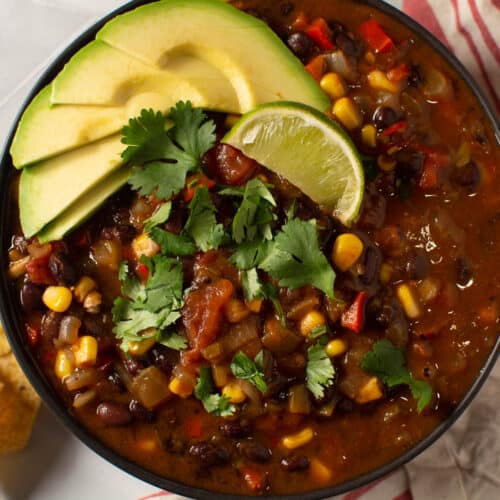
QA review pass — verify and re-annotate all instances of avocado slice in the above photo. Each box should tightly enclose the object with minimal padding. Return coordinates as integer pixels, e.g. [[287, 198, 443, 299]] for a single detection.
[[97, 0, 329, 112], [19, 134, 123, 237], [10, 86, 126, 168], [37, 166, 131, 243]]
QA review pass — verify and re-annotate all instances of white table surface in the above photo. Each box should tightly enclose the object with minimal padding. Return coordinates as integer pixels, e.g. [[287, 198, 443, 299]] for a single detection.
[[0, 2, 405, 500]]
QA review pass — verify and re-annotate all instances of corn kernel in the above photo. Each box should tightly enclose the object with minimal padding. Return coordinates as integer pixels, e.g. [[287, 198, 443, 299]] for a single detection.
[[43, 286, 73, 313], [83, 291, 102, 313], [377, 154, 397, 172], [247, 299, 263, 313], [320, 72, 347, 99], [367, 70, 401, 93], [332, 233, 364, 272], [364, 51, 376, 64], [282, 427, 315, 449], [129, 336, 157, 357], [212, 364, 231, 388], [222, 381, 247, 404], [73, 336, 98, 368], [326, 339, 348, 357], [169, 377, 194, 398], [55, 349, 74, 380], [356, 377, 383, 403], [132, 233, 160, 259], [299, 310, 326, 337], [455, 142, 471, 168], [332, 97, 362, 130], [397, 283, 422, 319], [361, 124, 377, 148], [379, 262, 393, 284], [73, 276, 97, 303], [310, 457, 333, 483]]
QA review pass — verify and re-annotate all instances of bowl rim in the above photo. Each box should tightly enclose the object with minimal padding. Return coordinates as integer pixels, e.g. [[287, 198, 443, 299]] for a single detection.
[[0, 0, 498, 499]]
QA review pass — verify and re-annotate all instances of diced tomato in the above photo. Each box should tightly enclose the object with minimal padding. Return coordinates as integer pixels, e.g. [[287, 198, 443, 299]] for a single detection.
[[241, 466, 268, 493], [182, 278, 234, 360], [359, 20, 395, 54], [418, 149, 450, 191], [205, 144, 258, 186], [341, 291, 367, 333], [185, 414, 203, 439], [26, 256, 54, 285], [305, 55, 326, 81], [25, 325, 40, 348], [184, 174, 216, 202], [381, 120, 408, 136], [135, 263, 149, 281], [305, 18, 335, 51], [387, 63, 410, 82]]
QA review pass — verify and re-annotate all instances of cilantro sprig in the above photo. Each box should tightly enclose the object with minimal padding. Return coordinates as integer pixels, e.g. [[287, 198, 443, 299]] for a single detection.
[[123, 102, 215, 201], [306, 337, 335, 399], [360, 339, 433, 413], [112, 257, 186, 352], [194, 366, 236, 417], [231, 351, 267, 394]]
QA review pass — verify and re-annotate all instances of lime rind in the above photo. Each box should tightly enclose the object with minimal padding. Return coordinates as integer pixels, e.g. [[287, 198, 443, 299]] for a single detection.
[[222, 101, 364, 225]]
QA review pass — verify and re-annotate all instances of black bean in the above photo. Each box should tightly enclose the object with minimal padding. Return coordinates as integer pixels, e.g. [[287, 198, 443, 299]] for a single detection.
[[124, 359, 143, 376], [373, 106, 399, 131], [359, 244, 382, 288], [396, 151, 425, 181], [405, 251, 429, 280], [240, 441, 272, 463], [20, 281, 43, 311], [452, 162, 481, 190], [49, 253, 77, 285], [148, 346, 175, 374], [313, 382, 336, 406], [337, 397, 354, 413], [456, 257, 473, 287], [83, 315, 110, 338], [41, 311, 62, 340], [287, 32, 315, 60], [280, 454, 310, 471], [220, 421, 251, 439], [96, 402, 132, 426], [107, 372, 125, 392], [111, 208, 131, 227], [188, 442, 230, 468], [329, 21, 347, 36], [335, 32, 363, 58], [129, 399, 155, 422]]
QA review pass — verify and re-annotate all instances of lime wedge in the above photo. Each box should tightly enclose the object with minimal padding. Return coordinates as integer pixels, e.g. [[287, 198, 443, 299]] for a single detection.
[[222, 101, 364, 225]]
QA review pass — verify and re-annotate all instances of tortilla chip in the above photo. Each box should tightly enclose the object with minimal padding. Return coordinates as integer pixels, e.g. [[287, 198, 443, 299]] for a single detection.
[[0, 325, 11, 356], [0, 325, 40, 454]]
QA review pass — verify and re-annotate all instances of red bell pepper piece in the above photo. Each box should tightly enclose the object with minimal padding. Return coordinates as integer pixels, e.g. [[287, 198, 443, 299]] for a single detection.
[[381, 120, 408, 137], [359, 20, 395, 54], [241, 466, 268, 493], [387, 63, 410, 82], [418, 149, 450, 191], [341, 291, 367, 333], [184, 174, 216, 202], [26, 256, 54, 285], [135, 263, 149, 281], [305, 55, 325, 82], [305, 18, 335, 51]]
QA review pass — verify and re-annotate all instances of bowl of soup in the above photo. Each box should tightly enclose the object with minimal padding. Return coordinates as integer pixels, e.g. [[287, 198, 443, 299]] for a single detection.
[[0, 0, 498, 497]]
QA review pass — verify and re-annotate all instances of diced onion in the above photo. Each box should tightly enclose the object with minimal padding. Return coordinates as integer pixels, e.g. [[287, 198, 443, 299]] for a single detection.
[[324, 51, 357, 82], [58, 315, 81, 345], [73, 389, 97, 409], [65, 368, 99, 391]]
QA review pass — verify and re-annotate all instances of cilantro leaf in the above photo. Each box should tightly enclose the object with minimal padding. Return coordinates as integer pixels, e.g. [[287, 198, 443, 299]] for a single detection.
[[360, 339, 433, 413], [150, 227, 196, 256], [144, 202, 172, 232], [310, 325, 327, 339], [306, 339, 335, 399], [194, 366, 236, 417], [260, 218, 336, 298], [231, 351, 267, 394], [156, 330, 187, 351], [221, 179, 276, 244], [123, 102, 216, 200], [112, 256, 185, 351], [184, 186, 226, 251], [230, 239, 273, 270]]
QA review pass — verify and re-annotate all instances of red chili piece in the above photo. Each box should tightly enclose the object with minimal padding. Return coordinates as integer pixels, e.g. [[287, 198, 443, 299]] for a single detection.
[[381, 120, 408, 136], [25, 325, 40, 348], [359, 20, 395, 54], [184, 174, 216, 202], [135, 263, 149, 281], [387, 63, 410, 82], [341, 291, 368, 333], [305, 18, 335, 51]]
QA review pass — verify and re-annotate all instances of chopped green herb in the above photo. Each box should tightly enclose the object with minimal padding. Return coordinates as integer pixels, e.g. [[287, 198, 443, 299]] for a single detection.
[[220, 178, 276, 244], [194, 366, 236, 417], [124, 102, 216, 200], [230, 239, 273, 270], [309, 324, 327, 339], [144, 202, 172, 232], [184, 186, 226, 252], [156, 330, 187, 350], [360, 339, 432, 413], [306, 338, 335, 399], [149, 227, 197, 256], [260, 217, 336, 298], [112, 257, 184, 352], [231, 351, 267, 394]]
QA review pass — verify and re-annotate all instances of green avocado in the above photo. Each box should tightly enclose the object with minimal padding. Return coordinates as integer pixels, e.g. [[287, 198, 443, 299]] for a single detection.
[[37, 166, 131, 243], [97, 0, 329, 112], [19, 134, 123, 238]]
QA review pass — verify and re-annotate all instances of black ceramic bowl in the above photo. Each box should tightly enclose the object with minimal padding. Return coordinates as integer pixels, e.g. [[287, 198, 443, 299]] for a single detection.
[[0, 1, 498, 498]]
